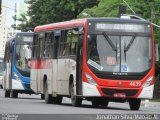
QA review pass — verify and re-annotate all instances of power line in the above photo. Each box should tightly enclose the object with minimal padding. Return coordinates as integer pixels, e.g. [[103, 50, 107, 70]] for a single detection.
[[122, 0, 160, 29], [122, 0, 136, 14]]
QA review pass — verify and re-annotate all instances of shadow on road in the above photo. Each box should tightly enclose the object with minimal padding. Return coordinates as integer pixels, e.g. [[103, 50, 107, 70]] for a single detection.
[[52, 102, 130, 111], [15, 97, 41, 100]]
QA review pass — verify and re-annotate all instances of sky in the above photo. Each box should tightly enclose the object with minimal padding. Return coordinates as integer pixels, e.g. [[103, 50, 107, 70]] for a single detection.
[[5, 0, 24, 26]]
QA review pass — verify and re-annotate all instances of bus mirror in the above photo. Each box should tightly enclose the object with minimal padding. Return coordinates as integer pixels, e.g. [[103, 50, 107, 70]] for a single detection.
[[156, 44, 159, 62]]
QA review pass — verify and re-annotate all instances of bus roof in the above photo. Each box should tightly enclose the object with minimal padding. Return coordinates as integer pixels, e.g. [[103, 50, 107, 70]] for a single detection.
[[16, 32, 33, 36], [88, 17, 150, 24], [6, 32, 33, 43], [34, 17, 151, 33], [34, 19, 87, 32]]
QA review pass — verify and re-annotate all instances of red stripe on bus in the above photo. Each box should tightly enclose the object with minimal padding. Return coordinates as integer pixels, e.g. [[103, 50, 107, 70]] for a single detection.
[[30, 60, 53, 69]]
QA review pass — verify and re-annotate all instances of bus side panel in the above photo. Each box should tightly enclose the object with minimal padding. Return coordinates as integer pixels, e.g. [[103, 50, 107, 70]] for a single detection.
[[57, 58, 70, 95], [40, 61, 53, 95], [57, 58, 76, 95], [31, 68, 38, 93], [82, 81, 101, 96], [138, 85, 154, 99], [51, 59, 58, 96]]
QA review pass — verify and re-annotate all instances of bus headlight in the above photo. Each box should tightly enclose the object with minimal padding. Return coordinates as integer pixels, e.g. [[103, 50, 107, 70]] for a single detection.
[[14, 73, 21, 81], [85, 73, 97, 86], [143, 76, 153, 87]]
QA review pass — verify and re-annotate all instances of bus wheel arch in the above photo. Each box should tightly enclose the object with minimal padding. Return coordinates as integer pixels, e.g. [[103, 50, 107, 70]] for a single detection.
[[129, 98, 141, 110], [43, 75, 47, 94], [5, 89, 10, 98], [69, 75, 74, 95], [43, 75, 53, 104], [10, 90, 18, 98]]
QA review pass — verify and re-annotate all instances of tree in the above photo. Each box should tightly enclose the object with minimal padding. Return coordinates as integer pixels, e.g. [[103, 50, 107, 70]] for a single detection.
[[13, 0, 100, 31], [78, 0, 120, 18], [12, 13, 31, 31]]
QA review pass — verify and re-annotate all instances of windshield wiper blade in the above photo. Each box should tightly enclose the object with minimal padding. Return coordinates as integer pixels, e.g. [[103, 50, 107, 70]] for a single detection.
[[124, 34, 136, 52], [103, 32, 117, 51], [124, 41, 127, 62]]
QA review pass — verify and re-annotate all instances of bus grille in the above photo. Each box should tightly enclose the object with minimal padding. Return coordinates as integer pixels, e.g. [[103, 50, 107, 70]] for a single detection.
[[95, 73, 144, 80], [101, 88, 138, 97]]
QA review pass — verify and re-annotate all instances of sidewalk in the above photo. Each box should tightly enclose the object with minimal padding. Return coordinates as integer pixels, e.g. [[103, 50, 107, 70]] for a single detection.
[[141, 99, 160, 107]]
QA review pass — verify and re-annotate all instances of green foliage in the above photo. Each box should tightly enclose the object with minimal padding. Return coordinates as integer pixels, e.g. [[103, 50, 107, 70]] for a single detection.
[[12, 14, 30, 31], [13, 0, 99, 31], [78, 0, 120, 18]]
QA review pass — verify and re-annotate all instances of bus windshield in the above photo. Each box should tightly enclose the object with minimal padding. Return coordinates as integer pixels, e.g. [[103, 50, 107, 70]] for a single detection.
[[15, 35, 33, 73], [87, 34, 152, 73]]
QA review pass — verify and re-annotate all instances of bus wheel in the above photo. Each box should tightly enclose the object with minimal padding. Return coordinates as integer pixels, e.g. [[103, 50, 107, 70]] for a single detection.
[[100, 101, 109, 107], [92, 100, 100, 107], [70, 82, 82, 107], [129, 99, 141, 110], [10, 90, 18, 98], [53, 96, 63, 104], [44, 82, 53, 104], [41, 94, 45, 100], [5, 90, 10, 98]]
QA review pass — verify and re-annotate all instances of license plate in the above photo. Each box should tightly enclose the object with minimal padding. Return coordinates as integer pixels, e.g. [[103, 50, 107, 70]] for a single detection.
[[113, 93, 126, 98]]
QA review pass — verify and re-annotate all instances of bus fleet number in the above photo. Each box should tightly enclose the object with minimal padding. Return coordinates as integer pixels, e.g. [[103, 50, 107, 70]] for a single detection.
[[129, 81, 141, 87]]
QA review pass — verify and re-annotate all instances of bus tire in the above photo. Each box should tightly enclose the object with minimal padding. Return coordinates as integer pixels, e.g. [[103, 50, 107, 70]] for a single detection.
[[70, 82, 82, 107], [53, 96, 63, 104], [92, 100, 100, 107], [129, 98, 141, 110], [44, 82, 53, 104], [5, 90, 10, 98], [100, 101, 109, 107], [41, 94, 45, 100], [10, 90, 18, 98]]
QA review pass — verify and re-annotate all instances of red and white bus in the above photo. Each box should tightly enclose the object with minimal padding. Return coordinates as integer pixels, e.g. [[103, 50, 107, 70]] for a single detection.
[[31, 17, 157, 110]]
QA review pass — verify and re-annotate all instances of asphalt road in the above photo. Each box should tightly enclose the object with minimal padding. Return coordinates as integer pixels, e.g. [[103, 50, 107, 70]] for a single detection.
[[0, 89, 160, 120]]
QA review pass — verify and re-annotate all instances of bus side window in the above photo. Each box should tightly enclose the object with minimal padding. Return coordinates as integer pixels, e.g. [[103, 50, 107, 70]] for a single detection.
[[32, 34, 39, 58], [38, 33, 45, 59], [44, 32, 53, 58], [53, 31, 61, 59], [70, 28, 79, 56], [59, 30, 71, 57], [59, 31, 65, 56]]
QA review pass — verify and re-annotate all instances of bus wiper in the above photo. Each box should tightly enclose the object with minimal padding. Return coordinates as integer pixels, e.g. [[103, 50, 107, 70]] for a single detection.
[[124, 41, 126, 62], [124, 34, 136, 52], [103, 32, 117, 51]]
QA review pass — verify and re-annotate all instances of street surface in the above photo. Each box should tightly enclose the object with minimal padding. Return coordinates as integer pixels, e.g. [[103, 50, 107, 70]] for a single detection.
[[0, 89, 160, 120]]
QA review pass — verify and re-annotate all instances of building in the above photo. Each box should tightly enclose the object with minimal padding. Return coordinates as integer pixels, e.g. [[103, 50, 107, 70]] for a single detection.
[[0, 1, 30, 59], [0, 2, 14, 59]]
